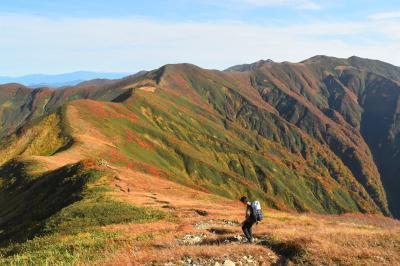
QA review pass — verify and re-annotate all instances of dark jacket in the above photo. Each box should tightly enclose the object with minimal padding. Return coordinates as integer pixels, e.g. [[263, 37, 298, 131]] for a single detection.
[[245, 202, 256, 221]]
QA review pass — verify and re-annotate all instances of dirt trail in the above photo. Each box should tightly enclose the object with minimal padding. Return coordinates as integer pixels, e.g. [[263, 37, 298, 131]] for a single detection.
[[100, 166, 280, 265], [110, 166, 236, 216], [103, 168, 400, 266], [31, 104, 116, 171]]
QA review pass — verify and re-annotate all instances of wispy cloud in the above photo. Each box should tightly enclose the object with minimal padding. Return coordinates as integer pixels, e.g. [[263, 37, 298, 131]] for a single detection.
[[369, 11, 400, 20], [0, 14, 399, 76], [230, 0, 321, 10], [201, 0, 321, 10]]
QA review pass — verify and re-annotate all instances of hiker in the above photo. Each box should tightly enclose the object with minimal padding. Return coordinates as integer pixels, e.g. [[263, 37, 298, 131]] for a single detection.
[[240, 196, 264, 243]]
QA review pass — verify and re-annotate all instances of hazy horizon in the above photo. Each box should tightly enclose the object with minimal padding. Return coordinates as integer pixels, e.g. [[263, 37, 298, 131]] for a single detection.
[[2, 54, 399, 78], [1, 0, 399, 76]]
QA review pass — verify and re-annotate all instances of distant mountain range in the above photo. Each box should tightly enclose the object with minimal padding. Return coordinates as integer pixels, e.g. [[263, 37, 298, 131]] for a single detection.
[[0, 71, 130, 88]]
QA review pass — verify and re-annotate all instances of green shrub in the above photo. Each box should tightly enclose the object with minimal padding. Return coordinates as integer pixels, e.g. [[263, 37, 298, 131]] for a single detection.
[[43, 198, 164, 235]]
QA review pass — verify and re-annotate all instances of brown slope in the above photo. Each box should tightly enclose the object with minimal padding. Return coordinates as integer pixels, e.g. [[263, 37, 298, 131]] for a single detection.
[[235, 60, 389, 215], [347, 56, 400, 82], [298, 59, 400, 218]]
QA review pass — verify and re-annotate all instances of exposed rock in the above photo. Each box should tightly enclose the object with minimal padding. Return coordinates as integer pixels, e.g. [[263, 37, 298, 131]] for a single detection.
[[193, 219, 241, 230], [193, 209, 209, 216], [222, 260, 235, 266], [179, 234, 206, 245], [240, 255, 256, 265], [221, 220, 241, 227], [193, 221, 215, 230], [233, 235, 245, 242]]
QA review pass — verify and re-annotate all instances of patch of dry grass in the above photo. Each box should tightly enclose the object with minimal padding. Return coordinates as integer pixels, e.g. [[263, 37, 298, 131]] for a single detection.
[[97, 166, 400, 265], [254, 212, 400, 265]]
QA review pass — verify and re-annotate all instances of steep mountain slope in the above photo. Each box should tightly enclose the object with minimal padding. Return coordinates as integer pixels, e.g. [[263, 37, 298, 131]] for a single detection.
[[244, 58, 390, 214], [0, 58, 392, 216], [222, 55, 400, 217], [244, 56, 400, 217]]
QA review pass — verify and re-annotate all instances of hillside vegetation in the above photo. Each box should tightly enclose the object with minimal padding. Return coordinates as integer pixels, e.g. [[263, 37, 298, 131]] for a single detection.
[[0, 55, 399, 264]]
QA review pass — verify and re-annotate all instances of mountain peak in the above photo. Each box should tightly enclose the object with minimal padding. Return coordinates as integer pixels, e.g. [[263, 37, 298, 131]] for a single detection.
[[301, 55, 349, 65], [346, 56, 400, 81], [225, 59, 274, 72]]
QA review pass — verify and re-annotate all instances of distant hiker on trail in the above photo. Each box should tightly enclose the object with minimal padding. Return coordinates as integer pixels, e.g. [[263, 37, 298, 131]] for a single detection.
[[240, 196, 264, 243]]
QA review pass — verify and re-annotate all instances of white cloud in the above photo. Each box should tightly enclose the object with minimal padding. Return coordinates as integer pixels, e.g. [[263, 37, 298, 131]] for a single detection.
[[0, 14, 399, 76], [201, 0, 321, 10], [369, 11, 400, 20], [231, 0, 321, 10]]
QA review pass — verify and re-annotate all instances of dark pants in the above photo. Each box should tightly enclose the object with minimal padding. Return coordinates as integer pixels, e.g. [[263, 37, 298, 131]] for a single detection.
[[242, 218, 256, 241]]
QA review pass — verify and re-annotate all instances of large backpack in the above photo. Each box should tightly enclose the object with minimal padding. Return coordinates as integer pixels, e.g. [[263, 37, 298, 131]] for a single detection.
[[251, 201, 264, 222]]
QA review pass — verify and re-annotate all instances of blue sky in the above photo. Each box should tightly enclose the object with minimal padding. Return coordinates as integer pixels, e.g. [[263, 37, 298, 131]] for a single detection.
[[0, 0, 399, 76]]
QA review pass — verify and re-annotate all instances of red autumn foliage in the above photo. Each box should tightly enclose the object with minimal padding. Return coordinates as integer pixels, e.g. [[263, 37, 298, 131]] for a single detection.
[[125, 129, 152, 149], [109, 104, 137, 123], [83, 100, 108, 118]]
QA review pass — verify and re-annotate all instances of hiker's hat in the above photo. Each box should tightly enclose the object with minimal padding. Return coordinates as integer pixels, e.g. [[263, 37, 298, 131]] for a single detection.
[[240, 196, 248, 203]]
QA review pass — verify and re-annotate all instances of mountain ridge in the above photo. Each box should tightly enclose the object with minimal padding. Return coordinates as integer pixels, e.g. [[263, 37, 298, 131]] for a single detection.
[[0, 55, 399, 217]]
